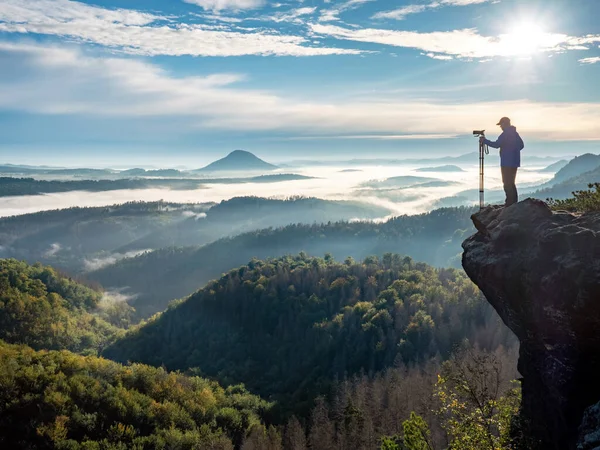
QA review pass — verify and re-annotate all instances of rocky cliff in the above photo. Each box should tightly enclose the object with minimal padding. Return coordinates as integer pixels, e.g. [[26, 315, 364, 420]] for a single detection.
[[462, 199, 600, 450]]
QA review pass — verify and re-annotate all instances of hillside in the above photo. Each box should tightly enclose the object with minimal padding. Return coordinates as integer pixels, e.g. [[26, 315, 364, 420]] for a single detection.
[[0, 174, 313, 197], [415, 165, 465, 173], [0, 259, 127, 354], [547, 153, 600, 185], [0, 198, 390, 275], [539, 159, 569, 173], [533, 164, 600, 201], [89, 206, 475, 318], [361, 175, 438, 188], [103, 254, 514, 417], [195, 150, 277, 172], [0, 341, 270, 449]]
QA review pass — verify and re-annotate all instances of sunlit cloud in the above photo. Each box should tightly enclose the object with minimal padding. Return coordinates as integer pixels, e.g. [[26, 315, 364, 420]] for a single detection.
[[310, 23, 598, 59], [0, 0, 361, 56], [579, 57, 600, 64], [183, 0, 265, 12], [1, 42, 599, 141]]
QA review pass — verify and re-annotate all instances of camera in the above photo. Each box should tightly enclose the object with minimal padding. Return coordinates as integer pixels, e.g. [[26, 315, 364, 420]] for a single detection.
[[473, 130, 485, 137]]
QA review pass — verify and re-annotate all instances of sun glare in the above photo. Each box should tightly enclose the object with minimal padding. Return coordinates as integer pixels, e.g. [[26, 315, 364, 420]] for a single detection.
[[501, 22, 551, 56]]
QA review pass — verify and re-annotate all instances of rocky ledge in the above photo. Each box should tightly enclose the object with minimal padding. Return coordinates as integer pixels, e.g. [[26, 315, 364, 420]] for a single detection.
[[462, 199, 600, 450]]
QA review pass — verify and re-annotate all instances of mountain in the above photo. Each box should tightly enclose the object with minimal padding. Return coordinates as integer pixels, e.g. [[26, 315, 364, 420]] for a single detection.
[[548, 153, 600, 185], [532, 164, 600, 201], [88, 206, 474, 318], [0, 259, 128, 354], [415, 165, 465, 173], [539, 160, 569, 173], [195, 150, 277, 172], [103, 254, 512, 418]]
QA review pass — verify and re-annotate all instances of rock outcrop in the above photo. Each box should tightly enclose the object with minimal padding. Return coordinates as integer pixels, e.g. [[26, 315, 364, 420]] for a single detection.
[[462, 199, 600, 450]]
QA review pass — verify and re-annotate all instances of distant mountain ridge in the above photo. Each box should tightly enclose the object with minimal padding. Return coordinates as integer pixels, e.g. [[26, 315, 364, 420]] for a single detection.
[[548, 154, 600, 185], [195, 150, 277, 172]]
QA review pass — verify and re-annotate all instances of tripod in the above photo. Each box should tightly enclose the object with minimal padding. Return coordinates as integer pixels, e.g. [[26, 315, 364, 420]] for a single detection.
[[473, 131, 489, 210]]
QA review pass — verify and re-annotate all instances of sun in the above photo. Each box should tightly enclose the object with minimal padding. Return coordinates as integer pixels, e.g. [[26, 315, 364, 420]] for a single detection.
[[501, 22, 550, 56]]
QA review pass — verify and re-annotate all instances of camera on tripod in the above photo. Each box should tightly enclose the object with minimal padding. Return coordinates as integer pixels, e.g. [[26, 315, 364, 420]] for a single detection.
[[473, 130, 485, 137]]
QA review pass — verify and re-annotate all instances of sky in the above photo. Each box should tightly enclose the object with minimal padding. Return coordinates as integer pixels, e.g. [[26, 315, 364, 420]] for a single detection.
[[0, 0, 599, 167]]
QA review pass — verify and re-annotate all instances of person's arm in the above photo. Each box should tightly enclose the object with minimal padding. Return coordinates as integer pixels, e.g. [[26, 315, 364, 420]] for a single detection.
[[517, 133, 524, 151], [484, 132, 504, 149]]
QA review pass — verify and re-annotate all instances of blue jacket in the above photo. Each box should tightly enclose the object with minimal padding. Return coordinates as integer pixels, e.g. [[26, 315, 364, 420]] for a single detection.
[[484, 126, 524, 167]]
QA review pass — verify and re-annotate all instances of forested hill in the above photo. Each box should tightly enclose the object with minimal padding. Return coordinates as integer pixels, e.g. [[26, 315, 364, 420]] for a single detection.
[[0, 341, 271, 449], [90, 206, 475, 318], [0, 259, 129, 354], [0, 197, 390, 274], [104, 254, 514, 418]]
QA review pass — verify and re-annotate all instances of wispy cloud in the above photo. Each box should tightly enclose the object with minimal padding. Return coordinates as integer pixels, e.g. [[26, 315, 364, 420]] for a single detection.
[[373, 0, 493, 20], [580, 57, 600, 64], [183, 0, 265, 12], [319, 0, 375, 22], [1, 42, 599, 141], [0, 0, 361, 56], [259, 6, 317, 23], [310, 23, 598, 59]]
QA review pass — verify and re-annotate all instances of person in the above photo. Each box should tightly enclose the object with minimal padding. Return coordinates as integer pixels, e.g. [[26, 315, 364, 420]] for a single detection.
[[480, 117, 524, 206]]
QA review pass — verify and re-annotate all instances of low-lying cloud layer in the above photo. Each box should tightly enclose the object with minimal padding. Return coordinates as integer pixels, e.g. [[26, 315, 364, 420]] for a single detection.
[[0, 163, 555, 218]]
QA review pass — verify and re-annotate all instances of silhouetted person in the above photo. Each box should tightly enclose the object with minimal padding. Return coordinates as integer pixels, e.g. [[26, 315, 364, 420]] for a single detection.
[[480, 117, 524, 206]]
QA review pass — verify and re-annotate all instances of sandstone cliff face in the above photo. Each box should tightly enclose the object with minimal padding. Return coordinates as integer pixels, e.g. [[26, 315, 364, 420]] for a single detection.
[[462, 199, 600, 450]]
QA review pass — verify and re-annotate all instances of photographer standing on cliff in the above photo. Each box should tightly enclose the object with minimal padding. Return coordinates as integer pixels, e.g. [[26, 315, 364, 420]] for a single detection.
[[480, 117, 525, 206]]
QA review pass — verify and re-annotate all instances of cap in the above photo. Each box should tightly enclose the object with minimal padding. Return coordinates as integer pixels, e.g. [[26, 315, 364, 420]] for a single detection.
[[497, 117, 511, 126]]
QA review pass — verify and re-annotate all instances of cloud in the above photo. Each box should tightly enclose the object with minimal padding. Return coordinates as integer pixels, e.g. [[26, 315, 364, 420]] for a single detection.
[[261, 6, 317, 23], [310, 23, 597, 59], [373, 0, 492, 20], [0, 0, 361, 57], [84, 249, 152, 271], [183, 0, 265, 12], [1, 42, 600, 141], [372, 5, 428, 20], [319, 0, 374, 22], [579, 57, 600, 64], [182, 210, 208, 219], [43, 242, 61, 257]]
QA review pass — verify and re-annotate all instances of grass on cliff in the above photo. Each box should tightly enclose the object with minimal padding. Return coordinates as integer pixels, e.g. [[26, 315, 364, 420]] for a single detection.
[[548, 183, 600, 213]]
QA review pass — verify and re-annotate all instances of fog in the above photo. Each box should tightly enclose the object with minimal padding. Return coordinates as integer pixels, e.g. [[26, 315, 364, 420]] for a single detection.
[[0, 163, 554, 218], [84, 249, 152, 272]]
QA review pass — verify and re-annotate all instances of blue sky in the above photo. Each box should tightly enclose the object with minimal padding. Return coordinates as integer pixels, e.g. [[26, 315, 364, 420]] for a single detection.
[[0, 0, 599, 166]]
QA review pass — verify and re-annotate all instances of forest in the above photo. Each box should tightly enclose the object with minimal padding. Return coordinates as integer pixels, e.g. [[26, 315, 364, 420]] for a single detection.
[[0, 255, 524, 450], [0, 197, 390, 276], [0, 259, 128, 354], [0, 175, 313, 197], [0, 341, 270, 449], [90, 206, 474, 318], [104, 254, 516, 419]]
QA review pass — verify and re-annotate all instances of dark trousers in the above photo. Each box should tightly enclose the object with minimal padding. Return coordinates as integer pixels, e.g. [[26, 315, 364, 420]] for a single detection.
[[501, 167, 518, 206]]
